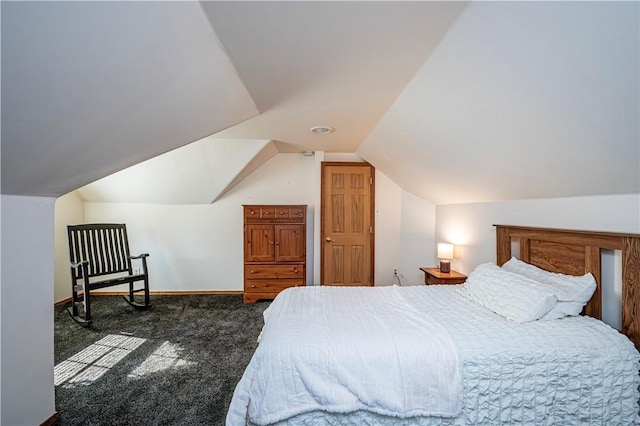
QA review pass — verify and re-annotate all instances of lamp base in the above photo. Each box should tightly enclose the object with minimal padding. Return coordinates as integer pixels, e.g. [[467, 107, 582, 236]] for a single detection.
[[439, 260, 451, 273]]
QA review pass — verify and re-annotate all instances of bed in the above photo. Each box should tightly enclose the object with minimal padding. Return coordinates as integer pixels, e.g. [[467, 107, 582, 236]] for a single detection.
[[227, 225, 640, 425]]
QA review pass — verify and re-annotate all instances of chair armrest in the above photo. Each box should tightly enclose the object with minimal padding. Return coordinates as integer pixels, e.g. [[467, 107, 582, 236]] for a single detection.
[[70, 260, 89, 269], [129, 253, 149, 259]]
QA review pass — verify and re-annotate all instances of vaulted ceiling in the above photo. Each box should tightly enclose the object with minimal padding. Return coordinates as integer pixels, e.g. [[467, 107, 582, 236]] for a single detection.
[[1, 1, 258, 197], [2, 1, 638, 205], [202, 1, 467, 153]]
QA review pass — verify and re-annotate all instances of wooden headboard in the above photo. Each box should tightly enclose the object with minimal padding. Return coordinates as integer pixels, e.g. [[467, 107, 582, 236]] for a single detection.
[[494, 225, 640, 350]]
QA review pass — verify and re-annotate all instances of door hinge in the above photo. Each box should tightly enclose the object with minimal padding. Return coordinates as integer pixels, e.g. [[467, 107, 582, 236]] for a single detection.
[[369, 226, 373, 234], [369, 177, 372, 185]]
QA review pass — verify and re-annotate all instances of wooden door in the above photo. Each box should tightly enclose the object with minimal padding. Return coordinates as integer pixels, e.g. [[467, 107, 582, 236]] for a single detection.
[[275, 224, 305, 262], [321, 162, 374, 286], [245, 224, 274, 262]]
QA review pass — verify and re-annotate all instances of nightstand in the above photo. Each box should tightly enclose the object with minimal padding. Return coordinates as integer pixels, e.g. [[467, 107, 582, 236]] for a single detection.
[[420, 267, 467, 285]]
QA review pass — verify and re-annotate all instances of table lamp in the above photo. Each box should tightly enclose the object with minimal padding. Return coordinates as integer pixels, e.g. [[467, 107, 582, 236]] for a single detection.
[[437, 243, 454, 273]]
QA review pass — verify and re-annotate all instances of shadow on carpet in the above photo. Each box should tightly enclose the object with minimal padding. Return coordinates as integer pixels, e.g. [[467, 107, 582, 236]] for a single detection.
[[54, 294, 269, 426]]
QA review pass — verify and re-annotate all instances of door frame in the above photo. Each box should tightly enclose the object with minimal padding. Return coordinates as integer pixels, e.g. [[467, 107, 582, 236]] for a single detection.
[[320, 161, 375, 286]]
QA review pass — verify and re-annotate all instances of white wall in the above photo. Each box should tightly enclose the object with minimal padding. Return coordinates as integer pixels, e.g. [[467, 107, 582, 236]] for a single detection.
[[373, 170, 402, 285], [1, 195, 57, 425], [83, 154, 317, 292], [435, 193, 640, 328], [311, 152, 325, 284], [372, 175, 438, 287], [72, 153, 427, 292], [60, 159, 637, 299], [436, 193, 640, 273], [54, 191, 85, 302], [400, 191, 437, 285]]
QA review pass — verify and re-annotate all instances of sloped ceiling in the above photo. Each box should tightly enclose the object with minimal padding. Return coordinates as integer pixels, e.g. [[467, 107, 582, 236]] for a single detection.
[[2, 1, 638, 206], [202, 1, 468, 153], [77, 138, 277, 204], [1, 1, 258, 197], [358, 1, 639, 204]]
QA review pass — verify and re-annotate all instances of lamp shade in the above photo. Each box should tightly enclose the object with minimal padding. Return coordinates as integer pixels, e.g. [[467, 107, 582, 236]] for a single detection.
[[437, 243, 454, 260]]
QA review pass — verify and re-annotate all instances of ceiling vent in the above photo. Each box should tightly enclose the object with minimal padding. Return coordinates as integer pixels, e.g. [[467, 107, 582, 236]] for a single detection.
[[310, 125, 334, 135]]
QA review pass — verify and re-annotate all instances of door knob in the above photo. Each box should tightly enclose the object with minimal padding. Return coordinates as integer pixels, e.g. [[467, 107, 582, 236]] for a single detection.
[[325, 237, 334, 243]]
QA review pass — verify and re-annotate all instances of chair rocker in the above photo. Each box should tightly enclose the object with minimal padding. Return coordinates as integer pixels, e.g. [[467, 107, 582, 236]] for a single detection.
[[67, 223, 151, 326]]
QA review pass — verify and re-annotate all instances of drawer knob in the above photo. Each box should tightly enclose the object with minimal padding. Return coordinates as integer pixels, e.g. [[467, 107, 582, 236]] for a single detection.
[[251, 270, 256, 274]]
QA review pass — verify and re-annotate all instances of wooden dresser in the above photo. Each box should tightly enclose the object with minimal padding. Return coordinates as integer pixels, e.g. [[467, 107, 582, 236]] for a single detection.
[[243, 205, 306, 303]]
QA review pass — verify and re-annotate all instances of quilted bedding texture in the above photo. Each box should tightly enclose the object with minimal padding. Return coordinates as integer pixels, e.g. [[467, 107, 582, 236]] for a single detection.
[[231, 285, 640, 426], [228, 286, 463, 425]]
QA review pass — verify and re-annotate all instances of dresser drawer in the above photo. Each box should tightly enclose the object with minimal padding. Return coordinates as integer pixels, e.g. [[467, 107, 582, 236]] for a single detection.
[[244, 206, 278, 221], [288, 206, 305, 220], [273, 206, 305, 221], [245, 264, 304, 279], [244, 205, 306, 224], [244, 206, 261, 220], [260, 207, 276, 219], [245, 279, 302, 293], [274, 207, 291, 219]]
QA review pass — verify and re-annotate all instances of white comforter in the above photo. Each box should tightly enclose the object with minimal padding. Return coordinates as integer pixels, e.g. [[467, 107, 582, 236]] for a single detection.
[[227, 286, 463, 425], [228, 285, 640, 426]]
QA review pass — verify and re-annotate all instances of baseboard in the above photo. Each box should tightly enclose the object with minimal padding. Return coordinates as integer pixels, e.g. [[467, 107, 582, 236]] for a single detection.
[[144, 290, 244, 295], [54, 297, 72, 306], [40, 411, 60, 426], [54, 290, 243, 306]]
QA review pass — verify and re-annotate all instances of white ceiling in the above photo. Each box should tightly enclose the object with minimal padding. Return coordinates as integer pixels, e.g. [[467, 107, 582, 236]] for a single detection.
[[359, 1, 640, 204], [200, 1, 467, 153], [1, 1, 257, 196], [77, 138, 276, 205], [2, 1, 638, 205]]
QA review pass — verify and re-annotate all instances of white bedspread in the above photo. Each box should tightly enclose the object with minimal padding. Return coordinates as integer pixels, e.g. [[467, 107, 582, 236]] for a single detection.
[[227, 286, 463, 425], [247, 286, 640, 426]]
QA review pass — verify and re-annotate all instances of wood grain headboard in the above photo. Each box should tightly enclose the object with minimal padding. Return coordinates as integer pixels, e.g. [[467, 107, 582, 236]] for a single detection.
[[494, 225, 640, 350]]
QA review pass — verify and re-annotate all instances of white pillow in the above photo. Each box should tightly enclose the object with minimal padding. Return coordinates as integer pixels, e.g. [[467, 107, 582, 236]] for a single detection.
[[459, 262, 557, 323], [501, 257, 596, 313], [541, 301, 586, 320]]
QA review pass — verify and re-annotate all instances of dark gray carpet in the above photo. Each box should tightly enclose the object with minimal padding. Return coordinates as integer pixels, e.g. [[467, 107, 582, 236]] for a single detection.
[[54, 294, 269, 426]]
